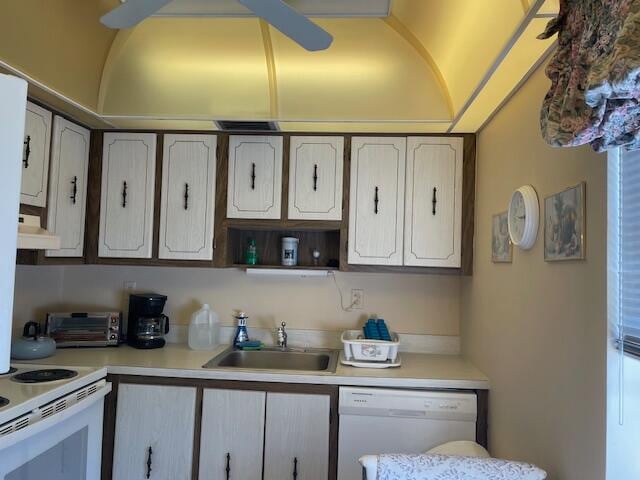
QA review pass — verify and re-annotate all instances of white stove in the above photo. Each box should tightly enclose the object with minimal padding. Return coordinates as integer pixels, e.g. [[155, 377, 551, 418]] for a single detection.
[[0, 364, 110, 480]]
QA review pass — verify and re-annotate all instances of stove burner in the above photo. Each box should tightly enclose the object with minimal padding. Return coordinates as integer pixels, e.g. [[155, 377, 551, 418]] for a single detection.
[[0, 396, 8, 408], [0, 367, 17, 377], [11, 369, 78, 384]]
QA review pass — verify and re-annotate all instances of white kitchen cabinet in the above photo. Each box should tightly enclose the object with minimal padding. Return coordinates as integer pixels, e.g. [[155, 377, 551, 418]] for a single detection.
[[404, 137, 463, 267], [159, 134, 217, 260], [288, 136, 343, 221], [198, 389, 266, 480], [45, 116, 90, 257], [20, 101, 52, 207], [113, 383, 196, 480], [227, 135, 282, 219], [263, 392, 330, 480], [348, 137, 406, 266], [98, 132, 156, 258]]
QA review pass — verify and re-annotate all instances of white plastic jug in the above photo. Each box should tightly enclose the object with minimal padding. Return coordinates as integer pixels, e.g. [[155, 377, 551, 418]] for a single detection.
[[188, 304, 219, 350]]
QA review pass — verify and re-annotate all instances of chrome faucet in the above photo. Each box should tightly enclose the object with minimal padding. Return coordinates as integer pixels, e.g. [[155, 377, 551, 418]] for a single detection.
[[276, 322, 288, 350]]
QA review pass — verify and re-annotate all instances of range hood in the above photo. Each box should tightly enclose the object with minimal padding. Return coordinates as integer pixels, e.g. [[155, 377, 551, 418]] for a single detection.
[[17, 214, 60, 250]]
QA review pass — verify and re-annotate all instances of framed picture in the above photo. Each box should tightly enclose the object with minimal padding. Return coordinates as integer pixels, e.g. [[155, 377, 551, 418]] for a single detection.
[[544, 182, 586, 261], [492, 211, 512, 263]]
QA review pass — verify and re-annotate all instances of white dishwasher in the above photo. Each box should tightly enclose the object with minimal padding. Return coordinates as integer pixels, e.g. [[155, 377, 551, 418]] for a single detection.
[[338, 387, 478, 480]]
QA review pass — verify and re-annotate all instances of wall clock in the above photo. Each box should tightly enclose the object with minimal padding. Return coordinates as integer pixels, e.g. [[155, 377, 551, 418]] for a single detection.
[[508, 185, 539, 250]]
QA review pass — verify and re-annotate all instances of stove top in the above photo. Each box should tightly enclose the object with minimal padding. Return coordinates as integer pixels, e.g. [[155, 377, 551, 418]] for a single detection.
[[0, 364, 107, 426], [11, 368, 78, 384]]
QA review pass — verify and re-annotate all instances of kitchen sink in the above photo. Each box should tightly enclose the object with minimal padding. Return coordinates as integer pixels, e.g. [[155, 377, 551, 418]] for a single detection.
[[203, 347, 339, 373]]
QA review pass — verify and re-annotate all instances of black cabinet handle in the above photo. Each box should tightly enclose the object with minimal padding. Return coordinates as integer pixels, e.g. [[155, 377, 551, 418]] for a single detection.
[[313, 164, 318, 191], [184, 183, 189, 210], [293, 457, 298, 480], [70, 176, 78, 204], [374, 187, 379, 214], [225, 453, 230, 480], [432, 187, 437, 215], [122, 181, 127, 208], [146, 446, 152, 479], [251, 163, 256, 190], [23, 135, 31, 169]]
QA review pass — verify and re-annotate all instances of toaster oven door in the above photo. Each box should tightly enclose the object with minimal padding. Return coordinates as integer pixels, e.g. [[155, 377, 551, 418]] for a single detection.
[[46, 313, 120, 347]]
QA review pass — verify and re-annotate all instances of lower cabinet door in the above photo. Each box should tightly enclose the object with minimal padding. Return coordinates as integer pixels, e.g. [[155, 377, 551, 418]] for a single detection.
[[198, 389, 266, 480], [113, 384, 196, 480], [263, 392, 330, 480]]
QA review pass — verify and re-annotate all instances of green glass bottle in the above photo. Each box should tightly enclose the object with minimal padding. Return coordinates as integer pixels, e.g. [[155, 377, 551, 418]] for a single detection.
[[245, 238, 258, 265]]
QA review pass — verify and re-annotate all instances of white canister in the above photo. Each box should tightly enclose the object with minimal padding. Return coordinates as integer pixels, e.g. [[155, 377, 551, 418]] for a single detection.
[[281, 237, 299, 266]]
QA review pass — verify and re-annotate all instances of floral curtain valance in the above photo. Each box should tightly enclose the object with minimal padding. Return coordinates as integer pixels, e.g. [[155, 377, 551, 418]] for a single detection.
[[539, 0, 640, 152]]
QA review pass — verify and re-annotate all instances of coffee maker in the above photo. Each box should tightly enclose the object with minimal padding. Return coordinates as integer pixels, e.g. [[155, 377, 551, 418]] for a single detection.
[[127, 293, 169, 349]]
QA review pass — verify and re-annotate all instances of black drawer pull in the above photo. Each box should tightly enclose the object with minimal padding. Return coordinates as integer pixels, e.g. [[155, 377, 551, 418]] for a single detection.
[[293, 457, 298, 480], [70, 176, 78, 204], [146, 446, 152, 479], [122, 181, 127, 208], [225, 452, 230, 480], [184, 183, 189, 210], [313, 164, 318, 191], [23, 135, 31, 168], [432, 187, 437, 215], [251, 162, 256, 190], [374, 186, 379, 214]]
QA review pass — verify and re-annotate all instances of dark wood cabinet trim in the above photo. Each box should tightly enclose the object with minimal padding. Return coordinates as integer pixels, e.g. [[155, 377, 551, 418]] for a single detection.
[[101, 374, 488, 480], [19, 127, 475, 275]]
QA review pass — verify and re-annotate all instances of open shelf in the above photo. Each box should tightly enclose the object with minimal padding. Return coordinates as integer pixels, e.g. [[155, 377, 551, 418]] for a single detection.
[[226, 227, 341, 269]]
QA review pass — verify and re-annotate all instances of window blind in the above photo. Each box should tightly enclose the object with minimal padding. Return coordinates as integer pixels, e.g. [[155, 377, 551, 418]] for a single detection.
[[618, 148, 640, 356]]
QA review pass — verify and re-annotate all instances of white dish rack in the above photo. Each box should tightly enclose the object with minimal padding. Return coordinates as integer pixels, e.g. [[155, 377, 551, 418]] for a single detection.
[[341, 330, 400, 363]]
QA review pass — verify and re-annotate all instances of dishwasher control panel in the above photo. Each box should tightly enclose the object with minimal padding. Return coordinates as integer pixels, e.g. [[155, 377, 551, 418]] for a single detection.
[[339, 387, 477, 421]]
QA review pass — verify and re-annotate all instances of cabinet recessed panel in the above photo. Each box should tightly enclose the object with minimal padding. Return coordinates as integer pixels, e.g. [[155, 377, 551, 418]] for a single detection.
[[113, 384, 196, 480], [288, 136, 343, 220], [348, 137, 406, 266], [99, 133, 156, 258], [199, 389, 265, 480], [159, 134, 217, 260], [227, 135, 283, 219], [404, 137, 462, 267], [20, 101, 52, 207], [263, 392, 330, 480], [45, 117, 90, 257]]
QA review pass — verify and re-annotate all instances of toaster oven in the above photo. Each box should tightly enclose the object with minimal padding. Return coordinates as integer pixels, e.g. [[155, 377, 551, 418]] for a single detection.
[[45, 312, 122, 347]]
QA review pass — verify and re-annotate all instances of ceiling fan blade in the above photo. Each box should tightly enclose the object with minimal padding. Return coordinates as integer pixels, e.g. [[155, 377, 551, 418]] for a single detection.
[[100, 0, 175, 29], [238, 0, 333, 51]]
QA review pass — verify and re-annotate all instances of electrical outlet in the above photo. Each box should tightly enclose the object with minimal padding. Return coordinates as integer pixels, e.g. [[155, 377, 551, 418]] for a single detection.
[[123, 281, 136, 290], [351, 289, 364, 309]]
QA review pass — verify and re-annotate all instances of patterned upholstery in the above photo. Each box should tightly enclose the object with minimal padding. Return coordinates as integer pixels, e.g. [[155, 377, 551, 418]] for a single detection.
[[374, 454, 547, 480]]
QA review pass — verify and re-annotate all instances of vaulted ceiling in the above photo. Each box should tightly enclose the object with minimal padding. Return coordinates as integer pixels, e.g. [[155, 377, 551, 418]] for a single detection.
[[0, 0, 558, 132]]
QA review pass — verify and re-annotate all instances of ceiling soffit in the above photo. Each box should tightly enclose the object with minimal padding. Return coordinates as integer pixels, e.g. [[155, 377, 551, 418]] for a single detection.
[[0, 0, 560, 132]]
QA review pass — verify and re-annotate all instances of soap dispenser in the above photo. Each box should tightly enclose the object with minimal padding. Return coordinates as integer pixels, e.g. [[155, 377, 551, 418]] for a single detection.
[[233, 311, 250, 348]]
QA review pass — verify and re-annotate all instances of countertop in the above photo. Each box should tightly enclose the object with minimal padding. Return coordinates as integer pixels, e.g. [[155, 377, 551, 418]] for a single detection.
[[22, 344, 489, 390]]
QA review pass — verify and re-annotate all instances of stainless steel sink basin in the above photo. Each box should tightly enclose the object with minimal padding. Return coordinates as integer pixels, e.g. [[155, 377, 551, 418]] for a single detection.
[[204, 347, 338, 373]]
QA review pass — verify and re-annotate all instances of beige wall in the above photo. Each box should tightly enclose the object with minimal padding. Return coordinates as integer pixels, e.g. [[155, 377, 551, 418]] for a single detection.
[[13, 265, 461, 337], [461, 64, 607, 479]]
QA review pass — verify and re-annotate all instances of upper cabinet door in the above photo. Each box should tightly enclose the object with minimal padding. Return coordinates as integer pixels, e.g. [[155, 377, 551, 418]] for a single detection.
[[288, 136, 344, 221], [159, 134, 217, 260], [113, 384, 196, 480], [348, 137, 406, 266], [99, 133, 156, 258], [263, 392, 330, 480], [199, 389, 266, 480], [227, 135, 283, 219], [20, 101, 52, 207], [404, 137, 463, 268], [45, 117, 90, 258]]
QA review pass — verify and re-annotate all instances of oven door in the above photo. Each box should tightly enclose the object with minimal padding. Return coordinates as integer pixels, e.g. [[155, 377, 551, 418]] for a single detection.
[[0, 381, 111, 480]]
